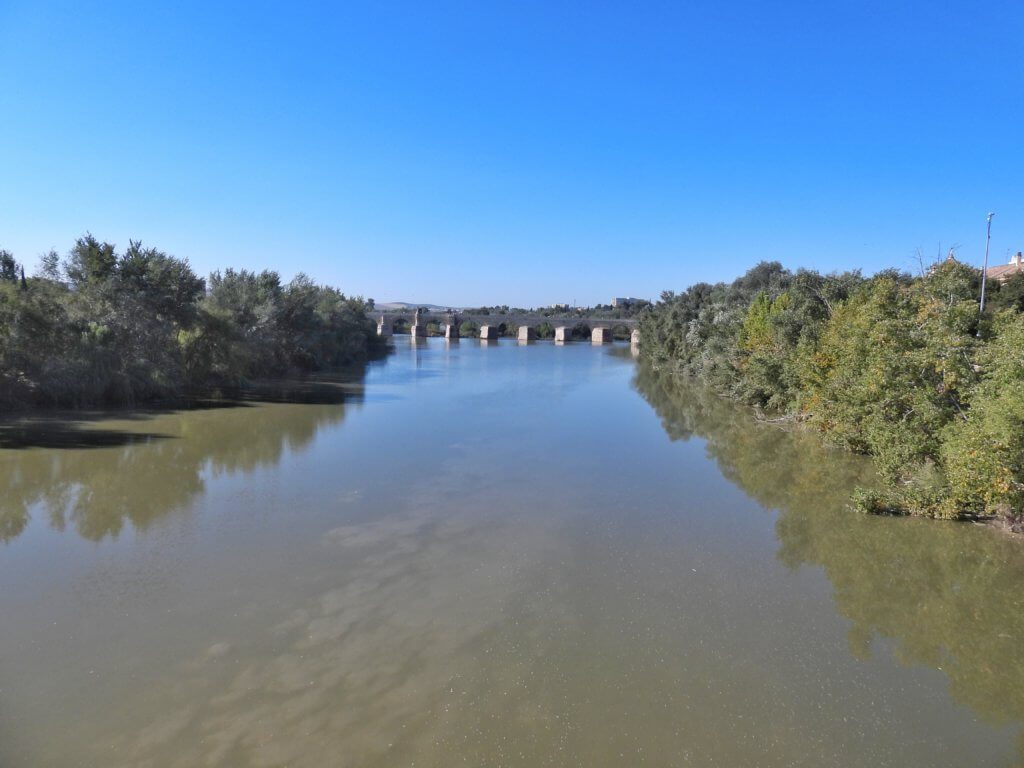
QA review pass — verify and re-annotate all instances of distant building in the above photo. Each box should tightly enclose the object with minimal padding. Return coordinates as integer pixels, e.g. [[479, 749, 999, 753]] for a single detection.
[[610, 297, 648, 308], [987, 252, 1024, 283], [550, 303, 570, 311]]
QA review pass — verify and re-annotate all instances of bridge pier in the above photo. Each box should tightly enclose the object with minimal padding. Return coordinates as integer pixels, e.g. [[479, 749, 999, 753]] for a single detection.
[[631, 329, 640, 346], [371, 313, 637, 344]]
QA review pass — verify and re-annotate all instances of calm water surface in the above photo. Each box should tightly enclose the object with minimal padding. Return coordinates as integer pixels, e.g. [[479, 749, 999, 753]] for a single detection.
[[2, 337, 1023, 767]]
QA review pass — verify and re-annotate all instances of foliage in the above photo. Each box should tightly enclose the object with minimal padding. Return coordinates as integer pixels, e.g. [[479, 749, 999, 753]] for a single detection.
[[570, 321, 591, 340], [0, 235, 378, 408], [987, 272, 1024, 314], [462, 302, 647, 320], [639, 258, 1024, 521], [939, 312, 1024, 527]]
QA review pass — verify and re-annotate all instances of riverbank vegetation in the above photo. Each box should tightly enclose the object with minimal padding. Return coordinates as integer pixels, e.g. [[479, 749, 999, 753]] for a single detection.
[[462, 301, 649, 321], [638, 259, 1024, 528], [0, 235, 379, 409]]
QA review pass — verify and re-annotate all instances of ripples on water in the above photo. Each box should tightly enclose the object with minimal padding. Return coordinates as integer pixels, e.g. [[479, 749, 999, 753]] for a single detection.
[[1, 338, 1022, 767]]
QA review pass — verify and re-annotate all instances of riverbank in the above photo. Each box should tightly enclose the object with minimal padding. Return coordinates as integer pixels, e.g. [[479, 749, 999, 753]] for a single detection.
[[0, 235, 382, 411], [638, 260, 1024, 528]]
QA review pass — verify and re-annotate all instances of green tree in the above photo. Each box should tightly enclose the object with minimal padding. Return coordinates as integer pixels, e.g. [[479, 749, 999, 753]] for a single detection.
[[940, 311, 1024, 526], [0, 250, 17, 282], [987, 272, 1024, 314], [638, 256, 1021, 521], [65, 233, 117, 286], [0, 236, 378, 409]]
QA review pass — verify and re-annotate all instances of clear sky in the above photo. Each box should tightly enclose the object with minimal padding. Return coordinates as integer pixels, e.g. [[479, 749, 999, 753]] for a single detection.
[[1, 1, 1022, 307]]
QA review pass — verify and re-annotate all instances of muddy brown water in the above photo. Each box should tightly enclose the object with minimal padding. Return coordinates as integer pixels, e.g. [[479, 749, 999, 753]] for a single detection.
[[2, 337, 1023, 767]]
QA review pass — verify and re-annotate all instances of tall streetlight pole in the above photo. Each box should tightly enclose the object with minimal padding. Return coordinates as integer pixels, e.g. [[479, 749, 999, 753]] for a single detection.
[[979, 212, 995, 316]]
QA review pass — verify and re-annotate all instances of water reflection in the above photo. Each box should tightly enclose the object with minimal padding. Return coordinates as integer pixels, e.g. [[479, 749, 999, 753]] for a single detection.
[[4, 345, 1023, 767], [634, 363, 1024, 756], [0, 373, 366, 543]]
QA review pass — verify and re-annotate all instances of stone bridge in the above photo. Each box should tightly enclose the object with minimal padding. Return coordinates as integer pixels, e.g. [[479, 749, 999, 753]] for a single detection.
[[371, 310, 639, 345]]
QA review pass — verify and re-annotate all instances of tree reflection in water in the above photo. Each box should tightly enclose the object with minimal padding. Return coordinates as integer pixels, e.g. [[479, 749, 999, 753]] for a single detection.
[[0, 372, 366, 543], [634, 362, 1024, 756]]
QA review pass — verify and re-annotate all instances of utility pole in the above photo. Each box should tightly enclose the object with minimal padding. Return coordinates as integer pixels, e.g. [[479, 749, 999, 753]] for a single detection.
[[979, 212, 995, 315]]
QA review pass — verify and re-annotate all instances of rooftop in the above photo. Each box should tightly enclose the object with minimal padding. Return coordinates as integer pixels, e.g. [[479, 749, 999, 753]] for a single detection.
[[987, 252, 1024, 281]]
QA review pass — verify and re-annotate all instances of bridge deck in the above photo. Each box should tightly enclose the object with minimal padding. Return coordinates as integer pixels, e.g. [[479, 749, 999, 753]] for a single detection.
[[371, 311, 638, 328]]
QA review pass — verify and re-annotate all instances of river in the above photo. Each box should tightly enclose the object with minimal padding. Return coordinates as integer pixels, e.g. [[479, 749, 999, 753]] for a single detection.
[[1, 337, 1023, 767]]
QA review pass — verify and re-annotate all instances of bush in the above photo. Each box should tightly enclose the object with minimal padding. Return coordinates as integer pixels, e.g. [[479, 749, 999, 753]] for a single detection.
[[940, 312, 1024, 523], [0, 236, 378, 409], [639, 258, 1024, 521]]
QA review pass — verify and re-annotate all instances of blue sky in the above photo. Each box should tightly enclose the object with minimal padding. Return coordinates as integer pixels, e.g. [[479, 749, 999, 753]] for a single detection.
[[1, 1, 1022, 307]]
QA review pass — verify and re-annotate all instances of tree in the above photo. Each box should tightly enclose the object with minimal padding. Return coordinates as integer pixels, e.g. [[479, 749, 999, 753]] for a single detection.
[[0, 235, 378, 408], [0, 250, 17, 282], [638, 257, 1018, 520], [988, 272, 1024, 314], [64, 234, 117, 286]]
